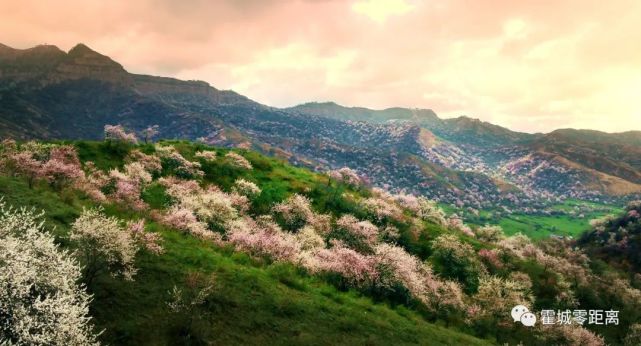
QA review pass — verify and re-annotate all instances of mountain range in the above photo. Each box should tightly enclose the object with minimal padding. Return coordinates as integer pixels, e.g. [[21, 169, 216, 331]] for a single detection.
[[2, 42, 640, 216]]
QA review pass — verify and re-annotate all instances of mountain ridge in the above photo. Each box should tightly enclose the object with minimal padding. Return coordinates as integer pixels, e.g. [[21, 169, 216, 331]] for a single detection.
[[1, 42, 640, 217]]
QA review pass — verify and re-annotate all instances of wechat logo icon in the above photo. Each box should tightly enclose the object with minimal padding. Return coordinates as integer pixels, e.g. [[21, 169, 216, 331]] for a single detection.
[[512, 305, 536, 327]]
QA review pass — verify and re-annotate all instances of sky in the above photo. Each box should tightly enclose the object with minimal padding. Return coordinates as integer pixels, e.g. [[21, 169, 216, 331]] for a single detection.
[[1, 0, 640, 133]]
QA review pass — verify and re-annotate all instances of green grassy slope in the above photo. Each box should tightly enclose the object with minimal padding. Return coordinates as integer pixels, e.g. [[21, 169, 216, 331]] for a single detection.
[[456, 199, 618, 241], [0, 142, 492, 345]]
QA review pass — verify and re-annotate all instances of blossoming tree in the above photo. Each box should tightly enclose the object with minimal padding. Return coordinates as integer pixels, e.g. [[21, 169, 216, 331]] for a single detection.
[[0, 200, 99, 345]]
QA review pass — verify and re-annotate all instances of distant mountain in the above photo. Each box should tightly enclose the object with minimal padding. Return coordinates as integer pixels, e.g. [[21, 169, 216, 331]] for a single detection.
[[1, 42, 640, 216], [287, 102, 535, 146], [288, 101, 440, 124]]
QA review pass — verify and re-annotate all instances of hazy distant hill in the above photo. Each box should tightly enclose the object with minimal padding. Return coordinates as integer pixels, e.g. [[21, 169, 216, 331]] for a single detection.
[[1, 42, 640, 214], [287, 102, 536, 146]]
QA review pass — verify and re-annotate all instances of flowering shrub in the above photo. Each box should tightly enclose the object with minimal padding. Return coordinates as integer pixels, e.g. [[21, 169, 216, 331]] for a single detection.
[[159, 177, 241, 235], [447, 215, 475, 237], [79, 161, 108, 202], [0, 200, 99, 345], [159, 176, 201, 199], [127, 219, 164, 255], [477, 248, 503, 269], [232, 178, 261, 198], [107, 168, 148, 210], [328, 167, 361, 186], [373, 243, 464, 310], [71, 208, 140, 281], [415, 197, 447, 225], [127, 149, 162, 173], [162, 206, 212, 239], [431, 234, 486, 293], [627, 200, 641, 211], [224, 152, 252, 170], [124, 162, 153, 185], [334, 214, 379, 249], [588, 215, 616, 233], [104, 124, 138, 144], [40, 145, 85, 189], [308, 213, 332, 235], [296, 225, 325, 250], [305, 241, 377, 285], [361, 197, 403, 221], [227, 217, 301, 261], [393, 193, 420, 212], [141, 125, 159, 143], [4, 150, 42, 187], [195, 150, 217, 162], [19, 141, 57, 159], [226, 191, 249, 214], [497, 233, 534, 259], [179, 188, 238, 228], [155, 144, 204, 179], [373, 243, 429, 300], [474, 225, 505, 243], [272, 193, 315, 230], [167, 273, 215, 313], [0, 138, 17, 154], [380, 225, 401, 242], [545, 325, 605, 346], [471, 275, 533, 321], [1, 144, 90, 192]]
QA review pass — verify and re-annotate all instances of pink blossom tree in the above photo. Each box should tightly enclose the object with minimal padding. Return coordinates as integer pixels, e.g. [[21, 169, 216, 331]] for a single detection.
[[227, 216, 301, 262], [6, 150, 42, 188], [141, 124, 159, 144], [104, 124, 138, 144], [272, 193, 316, 231], [328, 167, 362, 186], [305, 241, 378, 286], [162, 206, 213, 239], [39, 145, 85, 190], [361, 197, 403, 222]]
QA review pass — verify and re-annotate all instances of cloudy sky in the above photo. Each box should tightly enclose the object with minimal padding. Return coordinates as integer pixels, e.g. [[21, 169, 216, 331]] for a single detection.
[[1, 0, 640, 133]]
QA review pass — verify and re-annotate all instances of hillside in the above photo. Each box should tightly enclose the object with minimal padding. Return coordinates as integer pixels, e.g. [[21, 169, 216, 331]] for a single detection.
[[579, 201, 641, 274], [1, 138, 640, 345], [1, 42, 641, 224], [0, 139, 492, 345]]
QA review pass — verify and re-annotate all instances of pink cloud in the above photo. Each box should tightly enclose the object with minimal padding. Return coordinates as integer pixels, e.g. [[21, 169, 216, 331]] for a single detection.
[[1, 0, 640, 133]]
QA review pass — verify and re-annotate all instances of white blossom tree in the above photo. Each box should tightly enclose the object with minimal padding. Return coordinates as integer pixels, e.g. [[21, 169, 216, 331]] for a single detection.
[[0, 200, 99, 345], [71, 208, 140, 283]]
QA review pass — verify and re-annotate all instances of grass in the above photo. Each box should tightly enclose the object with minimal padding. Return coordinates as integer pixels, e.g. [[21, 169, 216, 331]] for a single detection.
[[475, 200, 619, 240], [497, 214, 594, 240]]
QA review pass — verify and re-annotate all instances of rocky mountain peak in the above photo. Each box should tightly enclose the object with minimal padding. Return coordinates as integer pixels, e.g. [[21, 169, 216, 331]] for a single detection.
[[67, 43, 95, 55], [63, 43, 125, 70]]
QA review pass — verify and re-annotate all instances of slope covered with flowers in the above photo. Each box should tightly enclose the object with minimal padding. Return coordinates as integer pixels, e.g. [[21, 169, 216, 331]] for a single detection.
[[0, 136, 639, 345]]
